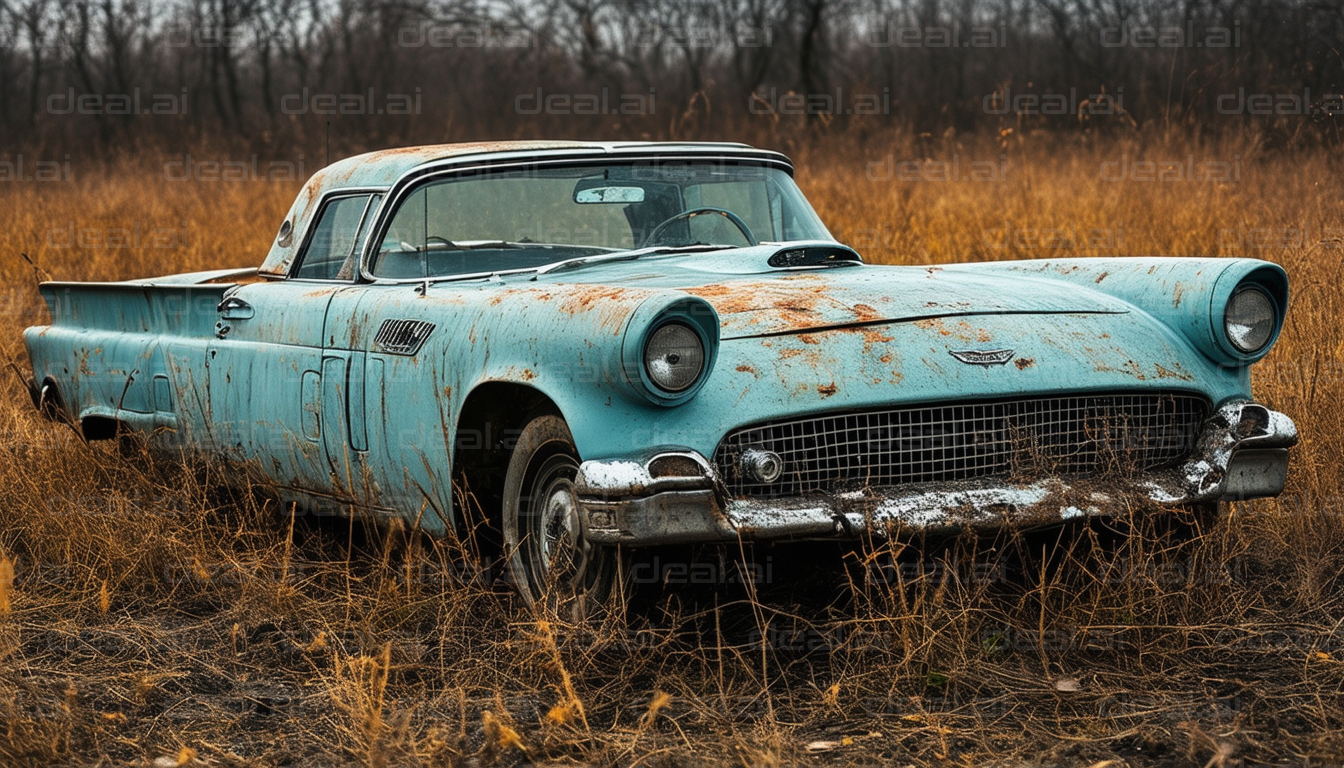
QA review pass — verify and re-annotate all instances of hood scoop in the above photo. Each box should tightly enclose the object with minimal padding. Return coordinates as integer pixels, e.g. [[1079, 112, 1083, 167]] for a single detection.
[[766, 244, 862, 269]]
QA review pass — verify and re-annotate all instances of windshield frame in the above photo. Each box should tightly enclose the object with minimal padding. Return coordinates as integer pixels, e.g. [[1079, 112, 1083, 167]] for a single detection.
[[356, 151, 827, 284]]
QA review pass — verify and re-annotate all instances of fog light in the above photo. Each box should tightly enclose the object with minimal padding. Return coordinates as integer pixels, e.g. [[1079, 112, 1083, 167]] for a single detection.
[[741, 448, 784, 484]]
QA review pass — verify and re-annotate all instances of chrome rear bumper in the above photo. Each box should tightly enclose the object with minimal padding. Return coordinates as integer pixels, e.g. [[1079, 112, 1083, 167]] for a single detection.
[[574, 401, 1297, 545]]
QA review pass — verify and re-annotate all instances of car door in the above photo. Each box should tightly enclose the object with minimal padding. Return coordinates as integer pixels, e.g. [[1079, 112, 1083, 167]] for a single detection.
[[319, 285, 375, 507], [205, 192, 380, 500], [319, 281, 457, 532]]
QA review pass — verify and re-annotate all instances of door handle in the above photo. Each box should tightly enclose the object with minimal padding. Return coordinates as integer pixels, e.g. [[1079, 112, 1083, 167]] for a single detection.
[[218, 296, 255, 320]]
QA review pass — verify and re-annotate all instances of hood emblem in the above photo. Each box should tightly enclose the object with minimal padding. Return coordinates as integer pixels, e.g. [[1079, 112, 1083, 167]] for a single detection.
[[949, 349, 1015, 366]]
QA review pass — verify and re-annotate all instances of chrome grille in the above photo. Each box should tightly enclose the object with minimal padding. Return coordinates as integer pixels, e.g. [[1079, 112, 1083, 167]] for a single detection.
[[713, 393, 1209, 498]]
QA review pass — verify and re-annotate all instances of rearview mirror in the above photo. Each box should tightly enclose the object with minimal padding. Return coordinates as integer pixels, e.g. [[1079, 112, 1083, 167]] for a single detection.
[[574, 185, 646, 204]]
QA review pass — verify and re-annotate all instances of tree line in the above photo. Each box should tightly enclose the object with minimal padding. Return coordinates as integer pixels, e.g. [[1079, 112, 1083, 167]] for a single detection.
[[0, 0, 1340, 160]]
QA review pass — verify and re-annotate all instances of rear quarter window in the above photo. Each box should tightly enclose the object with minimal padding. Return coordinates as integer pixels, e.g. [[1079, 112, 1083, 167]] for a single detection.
[[294, 194, 380, 280]]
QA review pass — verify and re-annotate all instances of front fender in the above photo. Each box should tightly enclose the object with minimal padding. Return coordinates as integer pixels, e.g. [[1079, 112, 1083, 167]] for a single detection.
[[950, 258, 1289, 366]]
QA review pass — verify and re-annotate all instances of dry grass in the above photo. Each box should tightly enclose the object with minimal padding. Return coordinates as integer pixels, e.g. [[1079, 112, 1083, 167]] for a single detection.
[[1, 132, 1343, 767]]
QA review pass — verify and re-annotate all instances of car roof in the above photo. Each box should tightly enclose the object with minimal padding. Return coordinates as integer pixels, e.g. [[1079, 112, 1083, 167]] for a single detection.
[[259, 140, 788, 277], [316, 140, 778, 188]]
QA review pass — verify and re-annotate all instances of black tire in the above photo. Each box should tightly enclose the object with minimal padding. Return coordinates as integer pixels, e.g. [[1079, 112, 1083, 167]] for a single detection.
[[501, 415, 624, 619]]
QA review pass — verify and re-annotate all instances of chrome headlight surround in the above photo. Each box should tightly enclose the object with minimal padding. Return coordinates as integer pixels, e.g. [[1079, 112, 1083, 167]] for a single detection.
[[621, 297, 719, 406], [1209, 264, 1287, 364]]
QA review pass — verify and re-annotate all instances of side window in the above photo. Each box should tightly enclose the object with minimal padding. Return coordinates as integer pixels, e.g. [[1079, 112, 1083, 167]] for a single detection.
[[374, 187, 428, 278], [294, 194, 375, 280]]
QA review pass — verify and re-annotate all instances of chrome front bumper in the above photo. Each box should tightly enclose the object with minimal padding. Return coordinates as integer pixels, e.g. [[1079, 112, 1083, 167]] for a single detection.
[[574, 402, 1298, 546]]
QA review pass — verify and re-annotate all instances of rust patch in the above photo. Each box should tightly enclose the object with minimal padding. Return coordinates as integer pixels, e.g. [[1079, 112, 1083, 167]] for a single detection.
[[684, 278, 873, 333], [520, 369, 536, 382], [556, 285, 650, 335], [1014, 357, 1035, 370], [817, 383, 838, 397], [735, 364, 758, 375], [798, 334, 819, 345], [1154, 363, 1193, 381], [685, 281, 832, 321], [879, 353, 893, 364], [914, 318, 951, 336], [859, 328, 894, 352], [852, 303, 881, 323], [976, 328, 991, 343], [559, 285, 637, 313], [1116, 360, 1147, 380], [1094, 271, 1109, 283], [1172, 282, 1185, 308], [683, 283, 735, 298]]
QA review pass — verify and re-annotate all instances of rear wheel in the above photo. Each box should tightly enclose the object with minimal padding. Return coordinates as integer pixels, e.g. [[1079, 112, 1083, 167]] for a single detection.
[[501, 415, 624, 620]]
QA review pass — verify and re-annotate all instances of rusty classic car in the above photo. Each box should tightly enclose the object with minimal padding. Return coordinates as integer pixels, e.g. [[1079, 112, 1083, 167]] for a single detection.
[[24, 140, 1297, 611]]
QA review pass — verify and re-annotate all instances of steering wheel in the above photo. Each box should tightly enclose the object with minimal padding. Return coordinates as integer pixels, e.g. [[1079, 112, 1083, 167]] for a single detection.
[[641, 207, 758, 248]]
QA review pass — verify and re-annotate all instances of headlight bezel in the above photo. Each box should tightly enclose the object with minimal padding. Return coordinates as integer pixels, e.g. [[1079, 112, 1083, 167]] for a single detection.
[[621, 297, 719, 406], [1209, 265, 1287, 364]]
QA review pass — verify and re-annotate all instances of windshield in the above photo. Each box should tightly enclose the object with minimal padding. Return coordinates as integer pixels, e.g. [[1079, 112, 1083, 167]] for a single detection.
[[365, 161, 832, 279]]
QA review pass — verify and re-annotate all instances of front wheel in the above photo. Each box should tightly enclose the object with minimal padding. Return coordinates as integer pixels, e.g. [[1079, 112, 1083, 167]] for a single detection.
[[501, 415, 624, 620]]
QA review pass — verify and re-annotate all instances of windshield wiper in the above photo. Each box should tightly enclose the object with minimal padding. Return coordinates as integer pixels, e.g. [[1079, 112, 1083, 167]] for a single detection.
[[429, 239, 538, 250], [534, 243, 734, 277]]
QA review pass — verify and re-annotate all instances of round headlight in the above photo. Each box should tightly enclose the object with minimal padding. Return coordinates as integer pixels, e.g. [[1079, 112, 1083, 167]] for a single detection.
[[1224, 287, 1276, 353], [644, 323, 705, 392]]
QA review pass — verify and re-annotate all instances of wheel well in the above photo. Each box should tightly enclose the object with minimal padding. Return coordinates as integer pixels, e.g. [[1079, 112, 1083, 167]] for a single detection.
[[81, 415, 120, 441], [450, 383, 560, 547], [35, 377, 63, 418]]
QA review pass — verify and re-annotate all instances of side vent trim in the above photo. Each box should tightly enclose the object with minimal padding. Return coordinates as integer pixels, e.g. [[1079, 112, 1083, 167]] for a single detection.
[[374, 319, 436, 356]]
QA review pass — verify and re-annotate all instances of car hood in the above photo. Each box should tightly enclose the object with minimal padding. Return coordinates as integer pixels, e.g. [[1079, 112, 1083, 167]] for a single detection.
[[545, 246, 1131, 339]]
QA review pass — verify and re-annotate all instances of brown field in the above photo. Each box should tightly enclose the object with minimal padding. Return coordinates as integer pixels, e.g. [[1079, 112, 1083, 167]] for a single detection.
[[1, 133, 1342, 767]]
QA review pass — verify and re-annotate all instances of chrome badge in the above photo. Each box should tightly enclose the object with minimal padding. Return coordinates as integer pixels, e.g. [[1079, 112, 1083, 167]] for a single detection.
[[949, 349, 1015, 366]]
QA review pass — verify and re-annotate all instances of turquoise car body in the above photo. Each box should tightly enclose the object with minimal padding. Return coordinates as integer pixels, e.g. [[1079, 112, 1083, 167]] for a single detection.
[[23, 141, 1297, 543]]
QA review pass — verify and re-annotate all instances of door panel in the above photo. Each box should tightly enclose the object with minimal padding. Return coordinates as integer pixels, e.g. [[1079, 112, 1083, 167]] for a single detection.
[[320, 290, 378, 504], [324, 284, 455, 533], [206, 282, 337, 493]]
